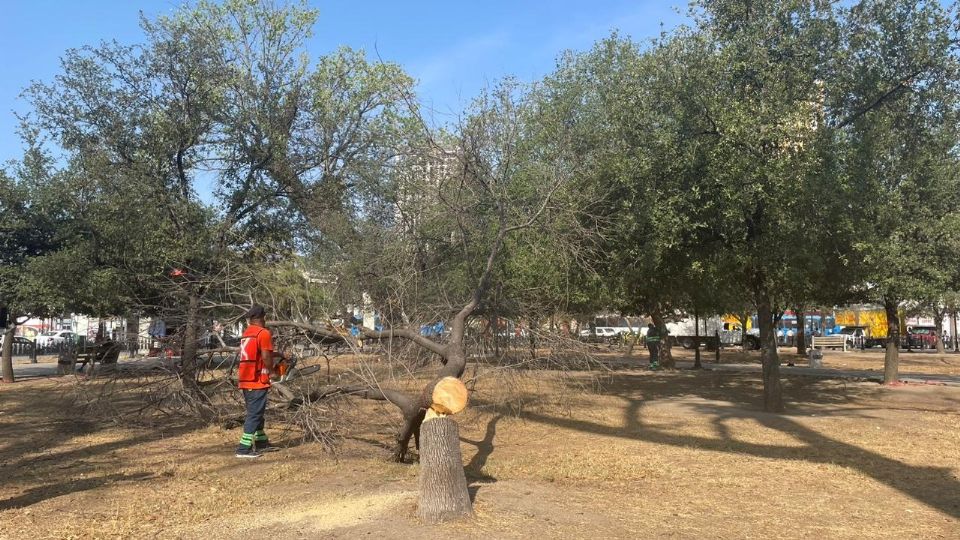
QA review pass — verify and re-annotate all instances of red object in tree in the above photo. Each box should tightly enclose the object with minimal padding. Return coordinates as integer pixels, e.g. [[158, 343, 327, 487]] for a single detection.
[[170, 268, 187, 277]]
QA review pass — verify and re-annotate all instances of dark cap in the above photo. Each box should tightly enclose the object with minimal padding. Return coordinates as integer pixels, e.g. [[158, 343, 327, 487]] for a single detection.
[[244, 305, 266, 319]]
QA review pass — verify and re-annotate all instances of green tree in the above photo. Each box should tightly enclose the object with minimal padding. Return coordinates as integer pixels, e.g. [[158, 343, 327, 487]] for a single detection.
[[684, 0, 842, 411], [0, 132, 71, 382], [829, 0, 960, 383], [22, 1, 407, 379]]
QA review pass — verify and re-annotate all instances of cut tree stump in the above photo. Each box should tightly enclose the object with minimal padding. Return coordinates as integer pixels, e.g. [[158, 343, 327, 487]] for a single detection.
[[416, 414, 473, 523], [430, 376, 468, 415]]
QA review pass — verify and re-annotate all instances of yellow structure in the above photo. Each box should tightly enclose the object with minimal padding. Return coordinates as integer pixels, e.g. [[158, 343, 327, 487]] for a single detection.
[[721, 314, 752, 331], [833, 305, 906, 339]]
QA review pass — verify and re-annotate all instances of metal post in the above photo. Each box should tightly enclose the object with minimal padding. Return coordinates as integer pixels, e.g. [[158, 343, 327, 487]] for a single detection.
[[693, 310, 701, 368]]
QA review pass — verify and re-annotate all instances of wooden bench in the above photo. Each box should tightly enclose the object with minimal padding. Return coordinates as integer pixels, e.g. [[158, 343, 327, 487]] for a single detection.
[[56, 349, 78, 375], [811, 335, 848, 351], [64, 342, 122, 375]]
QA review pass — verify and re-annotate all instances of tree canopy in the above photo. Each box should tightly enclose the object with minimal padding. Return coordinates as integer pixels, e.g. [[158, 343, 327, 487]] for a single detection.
[[3, 0, 959, 407]]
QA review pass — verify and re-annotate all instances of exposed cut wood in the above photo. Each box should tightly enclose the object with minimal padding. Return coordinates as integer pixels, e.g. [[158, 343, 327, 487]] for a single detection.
[[430, 376, 468, 415]]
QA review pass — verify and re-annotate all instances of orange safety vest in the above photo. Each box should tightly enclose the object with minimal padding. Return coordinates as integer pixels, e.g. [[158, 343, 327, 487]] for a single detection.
[[238, 325, 271, 390]]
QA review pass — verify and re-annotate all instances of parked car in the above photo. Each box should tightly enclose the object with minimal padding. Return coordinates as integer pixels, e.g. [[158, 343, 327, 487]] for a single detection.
[[595, 327, 617, 339], [580, 326, 618, 342], [905, 326, 938, 349], [35, 330, 76, 348], [0, 335, 36, 358], [0, 335, 34, 346]]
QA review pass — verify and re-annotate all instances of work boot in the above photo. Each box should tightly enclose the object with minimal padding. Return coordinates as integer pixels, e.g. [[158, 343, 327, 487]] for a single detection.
[[236, 432, 261, 458], [255, 440, 280, 453], [235, 445, 261, 459], [254, 430, 278, 452]]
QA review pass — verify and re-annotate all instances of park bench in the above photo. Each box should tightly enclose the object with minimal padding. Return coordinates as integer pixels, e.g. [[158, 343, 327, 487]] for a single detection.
[[56, 341, 122, 375], [811, 335, 848, 351], [83, 341, 122, 373]]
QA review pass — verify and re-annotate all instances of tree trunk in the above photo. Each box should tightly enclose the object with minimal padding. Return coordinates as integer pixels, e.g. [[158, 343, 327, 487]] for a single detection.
[[951, 308, 959, 352], [417, 415, 473, 523], [795, 308, 806, 355], [491, 314, 500, 359], [182, 290, 201, 371], [735, 312, 750, 349], [394, 409, 427, 463], [883, 297, 900, 385], [934, 308, 946, 354], [1, 325, 14, 383], [528, 318, 537, 359], [625, 324, 643, 357], [127, 313, 140, 357], [693, 310, 702, 369], [757, 295, 783, 412], [650, 310, 674, 369]]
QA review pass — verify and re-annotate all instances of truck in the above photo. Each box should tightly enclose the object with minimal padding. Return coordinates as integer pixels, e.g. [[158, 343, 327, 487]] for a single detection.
[[580, 315, 644, 342], [833, 305, 906, 348], [665, 315, 758, 350], [726, 311, 834, 349]]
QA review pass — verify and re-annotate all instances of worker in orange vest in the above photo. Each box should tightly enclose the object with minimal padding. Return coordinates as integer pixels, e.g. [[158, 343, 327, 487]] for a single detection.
[[236, 305, 278, 458]]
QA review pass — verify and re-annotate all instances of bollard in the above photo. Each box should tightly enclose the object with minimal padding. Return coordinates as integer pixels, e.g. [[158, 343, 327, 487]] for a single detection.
[[808, 348, 823, 368]]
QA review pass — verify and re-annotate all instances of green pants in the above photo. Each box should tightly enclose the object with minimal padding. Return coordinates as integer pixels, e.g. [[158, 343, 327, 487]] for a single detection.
[[648, 343, 660, 363]]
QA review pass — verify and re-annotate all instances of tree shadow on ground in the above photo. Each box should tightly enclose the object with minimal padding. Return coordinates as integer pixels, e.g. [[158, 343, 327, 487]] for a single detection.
[[462, 414, 502, 483], [595, 369, 933, 417], [0, 381, 211, 510], [523, 370, 960, 519], [0, 472, 155, 511], [0, 425, 201, 511]]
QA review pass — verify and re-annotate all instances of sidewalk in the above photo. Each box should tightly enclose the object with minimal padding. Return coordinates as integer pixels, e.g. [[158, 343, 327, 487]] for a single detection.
[[5, 352, 237, 380], [702, 361, 960, 386], [5, 356, 162, 379], [598, 357, 960, 386]]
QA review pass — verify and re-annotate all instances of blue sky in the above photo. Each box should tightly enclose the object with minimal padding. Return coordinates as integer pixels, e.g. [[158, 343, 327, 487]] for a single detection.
[[0, 0, 689, 165]]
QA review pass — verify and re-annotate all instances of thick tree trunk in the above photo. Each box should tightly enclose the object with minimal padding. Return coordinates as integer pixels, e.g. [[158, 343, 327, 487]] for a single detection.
[[934, 309, 946, 354], [394, 409, 426, 463], [951, 308, 959, 352], [2, 325, 14, 383], [795, 308, 806, 355], [417, 415, 473, 523], [181, 290, 201, 377], [757, 295, 783, 412], [883, 297, 900, 385]]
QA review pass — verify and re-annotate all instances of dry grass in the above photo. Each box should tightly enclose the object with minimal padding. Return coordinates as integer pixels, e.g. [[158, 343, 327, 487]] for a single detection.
[[590, 344, 960, 377], [814, 349, 960, 376], [1, 363, 958, 539]]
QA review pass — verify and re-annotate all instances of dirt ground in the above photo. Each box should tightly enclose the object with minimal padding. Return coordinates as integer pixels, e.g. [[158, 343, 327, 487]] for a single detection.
[[1, 360, 958, 539], [802, 347, 960, 376]]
